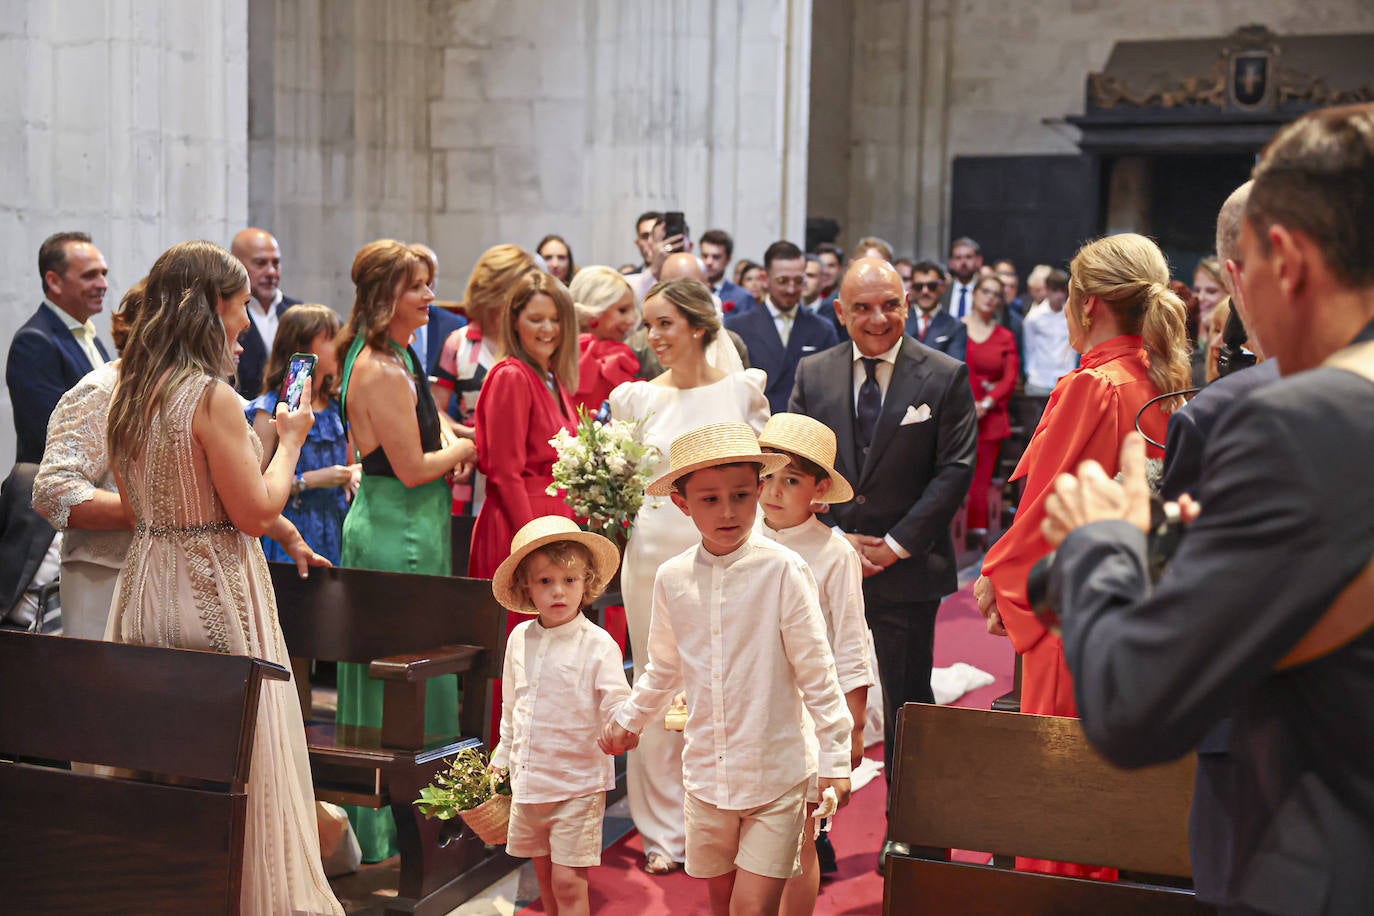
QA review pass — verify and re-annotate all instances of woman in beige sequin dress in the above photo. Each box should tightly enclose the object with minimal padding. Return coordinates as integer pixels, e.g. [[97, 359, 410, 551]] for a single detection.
[[105, 241, 343, 915]]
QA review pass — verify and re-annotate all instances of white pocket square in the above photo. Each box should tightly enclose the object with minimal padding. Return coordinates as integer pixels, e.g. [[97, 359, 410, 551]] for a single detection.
[[901, 403, 933, 425], [801, 345, 817, 352]]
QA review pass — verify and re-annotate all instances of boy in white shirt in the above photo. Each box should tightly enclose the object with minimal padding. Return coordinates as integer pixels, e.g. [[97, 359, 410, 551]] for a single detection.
[[490, 516, 629, 916], [602, 422, 854, 916], [757, 413, 875, 914]]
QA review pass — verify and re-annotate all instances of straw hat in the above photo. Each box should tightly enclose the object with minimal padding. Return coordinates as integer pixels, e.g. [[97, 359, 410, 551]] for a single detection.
[[646, 421, 791, 497], [491, 516, 622, 614], [757, 413, 854, 504]]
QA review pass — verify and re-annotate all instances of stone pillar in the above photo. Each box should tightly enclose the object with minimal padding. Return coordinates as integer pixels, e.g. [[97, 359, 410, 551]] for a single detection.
[[0, 0, 249, 464], [248, 0, 437, 311]]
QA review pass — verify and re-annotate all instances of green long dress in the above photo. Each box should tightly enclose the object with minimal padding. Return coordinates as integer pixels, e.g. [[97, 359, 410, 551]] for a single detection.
[[338, 337, 457, 862]]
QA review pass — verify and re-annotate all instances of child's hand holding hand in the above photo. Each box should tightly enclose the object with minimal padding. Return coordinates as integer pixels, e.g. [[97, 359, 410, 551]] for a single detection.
[[817, 776, 851, 812], [599, 720, 639, 755]]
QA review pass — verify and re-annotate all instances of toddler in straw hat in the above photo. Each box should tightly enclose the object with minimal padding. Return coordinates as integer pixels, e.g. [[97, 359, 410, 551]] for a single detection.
[[600, 421, 853, 915], [490, 516, 629, 915], [757, 413, 876, 912]]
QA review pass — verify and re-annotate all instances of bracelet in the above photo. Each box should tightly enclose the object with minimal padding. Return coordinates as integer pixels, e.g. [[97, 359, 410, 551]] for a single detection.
[[293, 474, 307, 495]]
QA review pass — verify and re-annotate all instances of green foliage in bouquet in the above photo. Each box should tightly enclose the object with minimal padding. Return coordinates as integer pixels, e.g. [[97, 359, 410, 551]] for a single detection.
[[547, 406, 659, 543], [413, 746, 511, 821]]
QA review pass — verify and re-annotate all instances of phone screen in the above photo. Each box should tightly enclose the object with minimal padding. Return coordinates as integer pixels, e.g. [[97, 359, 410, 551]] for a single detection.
[[281, 353, 318, 412]]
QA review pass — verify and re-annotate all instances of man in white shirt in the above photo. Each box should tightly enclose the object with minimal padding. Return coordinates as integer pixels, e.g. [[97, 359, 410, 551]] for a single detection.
[[943, 236, 984, 321], [605, 423, 852, 914], [1020, 268, 1077, 432], [230, 228, 301, 397], [5, 231, 110, 464]]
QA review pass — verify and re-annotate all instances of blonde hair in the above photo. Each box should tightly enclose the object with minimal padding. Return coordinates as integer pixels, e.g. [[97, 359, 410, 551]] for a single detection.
[[1195, 256, 1224, 287], [499, 271, 580, 392], [334, 240, 428, 363], [569, 266, 635, 330], [644, 277, 720, 345], [461, 244, 537, 330], [1068, 233, 1192, 413], [108, 242, 248, 464], [512, 541, 607, 611]]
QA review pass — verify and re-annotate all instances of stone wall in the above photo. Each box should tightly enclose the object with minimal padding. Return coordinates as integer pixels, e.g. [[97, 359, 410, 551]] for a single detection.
[[0, 0, 249, 465], [817, 0, 1374, 261]]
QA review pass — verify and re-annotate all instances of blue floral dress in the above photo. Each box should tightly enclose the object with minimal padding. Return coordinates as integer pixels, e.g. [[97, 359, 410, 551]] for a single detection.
[[244, 393, 350, 564]]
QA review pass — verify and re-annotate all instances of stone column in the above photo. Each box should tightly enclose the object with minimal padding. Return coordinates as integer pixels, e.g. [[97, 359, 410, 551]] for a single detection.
[[0, 0, 249, 464]]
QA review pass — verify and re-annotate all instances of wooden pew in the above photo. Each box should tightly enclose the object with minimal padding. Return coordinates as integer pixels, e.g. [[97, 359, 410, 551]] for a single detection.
[[0, 630, 288, 914], [269, 563, 513, 916], [884, 703, 1212, 915]]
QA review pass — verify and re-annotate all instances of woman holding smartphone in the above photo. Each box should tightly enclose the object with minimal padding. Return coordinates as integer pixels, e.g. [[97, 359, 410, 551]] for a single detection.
[[335, 239, 476, 862], [247, 304, 356, 565]]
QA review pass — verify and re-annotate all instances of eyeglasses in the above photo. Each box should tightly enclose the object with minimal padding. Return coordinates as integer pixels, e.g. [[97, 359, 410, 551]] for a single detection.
[[912, 281, 941, 292]]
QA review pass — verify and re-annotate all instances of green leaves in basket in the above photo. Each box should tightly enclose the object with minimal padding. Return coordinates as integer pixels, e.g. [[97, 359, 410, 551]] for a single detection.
[[413, 746, 512, 820]]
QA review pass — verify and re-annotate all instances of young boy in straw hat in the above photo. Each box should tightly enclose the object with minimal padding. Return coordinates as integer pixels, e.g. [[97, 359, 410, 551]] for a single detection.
[[490, 515, 629, 916], [601, 421, 853, 916], [757, 413, 875, 914]]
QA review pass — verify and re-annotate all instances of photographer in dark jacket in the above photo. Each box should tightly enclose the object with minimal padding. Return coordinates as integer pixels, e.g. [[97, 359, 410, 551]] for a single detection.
[[1040, 103, 1374, 915]]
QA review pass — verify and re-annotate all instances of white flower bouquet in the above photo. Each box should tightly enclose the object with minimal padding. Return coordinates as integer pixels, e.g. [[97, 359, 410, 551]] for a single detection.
[[547, 407, 658, 545]]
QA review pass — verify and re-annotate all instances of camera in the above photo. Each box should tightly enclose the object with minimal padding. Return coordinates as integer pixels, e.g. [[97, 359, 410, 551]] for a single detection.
[[1026, 494, 1186, 634]]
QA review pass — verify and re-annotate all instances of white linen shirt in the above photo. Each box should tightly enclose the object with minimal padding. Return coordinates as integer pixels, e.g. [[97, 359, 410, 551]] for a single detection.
[[762, 516, 874, 694], [615, 534, 853, 810], [491, 612, 629, 804], [1022, 305, 1076, 393]]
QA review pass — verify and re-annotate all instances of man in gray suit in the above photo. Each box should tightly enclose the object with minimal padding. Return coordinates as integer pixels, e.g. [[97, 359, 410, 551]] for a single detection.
[[1043, 102, 1374, 914], [790, 257, 977, 867]]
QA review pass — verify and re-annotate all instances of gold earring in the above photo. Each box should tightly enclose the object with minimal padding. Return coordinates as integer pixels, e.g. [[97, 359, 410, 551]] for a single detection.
[[1081, 314, 1092, 330]]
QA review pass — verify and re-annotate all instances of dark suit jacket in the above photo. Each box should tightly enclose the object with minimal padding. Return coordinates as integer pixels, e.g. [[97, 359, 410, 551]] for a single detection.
[[789, 336, 978, 602], [815, 292, 847, 342], [1160, 360, 1280, 502], [715, 279, 757, 317], [423, 305, 467, 378], [5, 305, 111, 464], [725, 304, 837, 415], [905, 309, 968, 362], [0, 463, 55, 617], [1051, 320, 1374, 912], [234, 294, 301, 398]]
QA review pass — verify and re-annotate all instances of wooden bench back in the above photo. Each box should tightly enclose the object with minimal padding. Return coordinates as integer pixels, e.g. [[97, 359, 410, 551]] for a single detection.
[[270, 564, 506, 680], [885, 703, 1208, 915], [0, 631, 287, 914]]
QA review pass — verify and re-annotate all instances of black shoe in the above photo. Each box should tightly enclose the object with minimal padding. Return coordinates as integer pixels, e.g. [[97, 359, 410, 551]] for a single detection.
[[876, 840, 911, 876], [816, 830, 838, 874]]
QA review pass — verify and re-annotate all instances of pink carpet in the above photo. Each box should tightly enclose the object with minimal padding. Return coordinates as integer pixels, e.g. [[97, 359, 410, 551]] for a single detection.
[[519, 582, 1013, 913]]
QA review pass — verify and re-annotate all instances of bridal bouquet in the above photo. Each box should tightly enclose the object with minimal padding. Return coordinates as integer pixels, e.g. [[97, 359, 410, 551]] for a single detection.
[[547, 407, 658, 544]]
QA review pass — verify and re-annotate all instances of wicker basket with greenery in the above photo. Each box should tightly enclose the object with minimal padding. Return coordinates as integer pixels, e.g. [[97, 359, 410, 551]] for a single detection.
[[413, 746, 512, 846]]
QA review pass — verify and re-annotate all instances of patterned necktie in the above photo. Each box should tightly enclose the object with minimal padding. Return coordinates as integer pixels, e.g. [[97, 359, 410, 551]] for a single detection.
[[957, 285, 968, 319], [857, 357, 881, 447], [918, 315, 929, 340]]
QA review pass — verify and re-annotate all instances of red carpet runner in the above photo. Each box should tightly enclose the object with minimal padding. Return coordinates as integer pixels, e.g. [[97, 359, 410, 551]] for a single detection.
[[519, 583, 1013, 914]]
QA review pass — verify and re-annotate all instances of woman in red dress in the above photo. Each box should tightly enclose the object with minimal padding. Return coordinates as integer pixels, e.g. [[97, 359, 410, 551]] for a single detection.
[[963, 275, 1020, 549], [468, 270, 580, 579], [569, 266, 640, 415], [976, 233, 1191, 877]]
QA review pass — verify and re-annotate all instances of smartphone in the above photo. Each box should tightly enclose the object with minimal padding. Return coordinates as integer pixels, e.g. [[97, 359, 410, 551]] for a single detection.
[[662, 210, 686, 244], [281, 352, 318, 412]]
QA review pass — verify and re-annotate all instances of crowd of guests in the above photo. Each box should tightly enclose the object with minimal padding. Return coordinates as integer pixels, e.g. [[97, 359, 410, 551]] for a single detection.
[[1, 182, 1268, 914]]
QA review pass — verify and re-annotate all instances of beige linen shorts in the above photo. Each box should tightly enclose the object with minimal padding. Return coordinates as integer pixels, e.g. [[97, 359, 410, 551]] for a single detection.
[[506, 791, 606, 867], [683, 779, 808, 880]]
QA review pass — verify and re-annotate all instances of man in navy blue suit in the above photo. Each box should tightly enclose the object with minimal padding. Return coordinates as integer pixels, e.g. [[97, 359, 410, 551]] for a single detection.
[[903, 259, 967, 361], [230, 228, 301, 398], [725, 240, 837, 415], [6, 232, 111, 464], [699, 228, 757, 316]]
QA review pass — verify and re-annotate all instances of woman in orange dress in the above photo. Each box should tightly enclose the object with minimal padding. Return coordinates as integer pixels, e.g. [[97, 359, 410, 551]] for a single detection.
[[976, 233, 1191, 878]]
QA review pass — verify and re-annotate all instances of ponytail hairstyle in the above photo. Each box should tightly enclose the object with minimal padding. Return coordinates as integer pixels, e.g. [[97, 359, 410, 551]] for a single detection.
[[108, 241, 249, 464], [1068, 233, 1192, 413], [334, 240, 428, 365], [262, 304, 343, 399]]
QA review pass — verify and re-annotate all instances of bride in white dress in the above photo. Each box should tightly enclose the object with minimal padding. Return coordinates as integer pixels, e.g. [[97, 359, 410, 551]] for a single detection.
[[609, 278, 769, 873]]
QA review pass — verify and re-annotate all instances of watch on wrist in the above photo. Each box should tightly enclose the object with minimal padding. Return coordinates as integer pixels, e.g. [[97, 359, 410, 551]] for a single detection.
[[293, 474, 307, 495]]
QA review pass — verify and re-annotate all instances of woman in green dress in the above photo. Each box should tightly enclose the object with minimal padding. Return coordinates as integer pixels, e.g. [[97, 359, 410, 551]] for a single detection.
[[336, 239, 476, 861]]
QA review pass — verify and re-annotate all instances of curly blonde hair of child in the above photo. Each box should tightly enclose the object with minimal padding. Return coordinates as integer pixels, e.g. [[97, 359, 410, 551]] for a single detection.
[[510, 541, 608, 612]]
